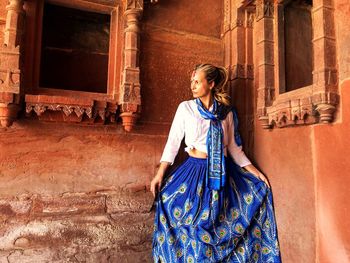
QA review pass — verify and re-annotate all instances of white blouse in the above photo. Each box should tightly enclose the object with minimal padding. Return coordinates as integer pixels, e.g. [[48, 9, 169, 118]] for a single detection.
[[160, 99, 252, 167]]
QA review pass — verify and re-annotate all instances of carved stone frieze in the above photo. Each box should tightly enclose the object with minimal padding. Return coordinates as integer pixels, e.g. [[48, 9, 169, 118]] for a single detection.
[[25, 95, 119, 124], [265, 91, 317, 127]]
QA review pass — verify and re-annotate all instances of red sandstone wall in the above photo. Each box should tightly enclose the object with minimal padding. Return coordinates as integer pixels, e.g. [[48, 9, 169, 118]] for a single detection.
[[0, 0, 223, 262], [139, 0, 223, 124], [253, 1, 350, 262]]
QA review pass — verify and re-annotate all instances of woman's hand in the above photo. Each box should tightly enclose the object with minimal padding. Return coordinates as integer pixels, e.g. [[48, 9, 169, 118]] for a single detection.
[[150, 173, 164, 198], [150, 162, 171, 197], [254, 171, 271, 188], [243, 164, 271, 188]]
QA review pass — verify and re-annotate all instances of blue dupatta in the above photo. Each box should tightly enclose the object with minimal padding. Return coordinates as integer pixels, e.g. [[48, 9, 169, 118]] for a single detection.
[[195, 98, 233, 190]]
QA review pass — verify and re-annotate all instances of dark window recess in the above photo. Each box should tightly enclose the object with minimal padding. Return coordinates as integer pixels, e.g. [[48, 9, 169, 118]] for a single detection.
[[284, 0, 313, 92], [39, 2, 110, 93]]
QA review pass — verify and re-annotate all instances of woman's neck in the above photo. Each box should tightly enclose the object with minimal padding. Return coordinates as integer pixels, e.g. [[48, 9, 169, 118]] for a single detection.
[[199, 95, 213, 110]]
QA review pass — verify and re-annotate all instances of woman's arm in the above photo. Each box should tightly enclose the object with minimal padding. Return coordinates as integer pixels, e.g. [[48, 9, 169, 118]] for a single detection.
[[226, 111, 271, 188], [150, 102, 186, 197], [159, 102, 186, 165]]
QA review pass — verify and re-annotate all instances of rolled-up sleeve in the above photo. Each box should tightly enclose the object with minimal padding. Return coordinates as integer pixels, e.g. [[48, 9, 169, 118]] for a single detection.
[[159, 102, 185, 165], [227, 111, 252, 167]]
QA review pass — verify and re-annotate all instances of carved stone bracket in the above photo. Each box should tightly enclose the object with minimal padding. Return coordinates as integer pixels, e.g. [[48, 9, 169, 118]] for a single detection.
[[25, 95, 118, 124], [119, 0, 143, 131], [0, 0, 25, 127]]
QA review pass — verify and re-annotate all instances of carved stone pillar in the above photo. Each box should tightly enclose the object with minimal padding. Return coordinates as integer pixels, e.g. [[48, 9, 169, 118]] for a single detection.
[[0, 0, 25, 127], [312, 0, 338, 123], [119, 0, 143, 131], [255, 0, 274, 129]]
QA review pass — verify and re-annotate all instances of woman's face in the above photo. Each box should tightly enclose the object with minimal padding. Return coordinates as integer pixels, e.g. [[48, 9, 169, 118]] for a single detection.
[[190, 70, 214, 99]]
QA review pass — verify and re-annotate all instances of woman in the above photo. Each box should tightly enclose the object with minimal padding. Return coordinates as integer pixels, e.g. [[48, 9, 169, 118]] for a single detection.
[[150, 63, 282, 262]]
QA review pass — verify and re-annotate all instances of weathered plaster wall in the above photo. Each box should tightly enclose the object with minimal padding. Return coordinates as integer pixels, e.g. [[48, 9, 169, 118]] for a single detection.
[[253, 124, 316, 263], [0, 0, 223, 262], [315, 79, 350, 263]]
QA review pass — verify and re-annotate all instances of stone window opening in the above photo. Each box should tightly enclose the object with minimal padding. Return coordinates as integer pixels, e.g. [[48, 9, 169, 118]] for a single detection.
[[0, 0, 157, 131], [39, 2, 111, 94], [233, 0, 339, 129], [19, 0, 148, 130], [23, 0, 121, 125], [281, 0, 313, 93]]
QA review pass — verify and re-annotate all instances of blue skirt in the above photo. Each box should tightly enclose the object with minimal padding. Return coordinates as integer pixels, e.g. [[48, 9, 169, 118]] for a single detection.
[[152, 156, 282, 263]]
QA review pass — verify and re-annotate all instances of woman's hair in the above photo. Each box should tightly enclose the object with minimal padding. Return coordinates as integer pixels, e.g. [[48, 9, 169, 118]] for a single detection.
[[194, 63, 231, 106]]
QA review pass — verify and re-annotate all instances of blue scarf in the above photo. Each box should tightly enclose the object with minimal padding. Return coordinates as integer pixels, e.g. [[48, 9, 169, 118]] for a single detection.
[[195, 98, 232, 190]]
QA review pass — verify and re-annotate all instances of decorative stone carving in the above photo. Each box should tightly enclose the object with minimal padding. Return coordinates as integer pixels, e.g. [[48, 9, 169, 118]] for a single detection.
[[0, 0, 161, 130], [256, 0, 274, 21], [222, 0, 231, 35], [252, 0, 339, 128], [25, 95, 119, 124], [119, 0, 143, 131], [233, 19, 244, 29], [315, 103, 336, 123], [246, 12, 255, 28], [21, 1, 119, 125], [0, 0, 25, 127], [246, 65, 254, 79], [231, 64, 245, 79]]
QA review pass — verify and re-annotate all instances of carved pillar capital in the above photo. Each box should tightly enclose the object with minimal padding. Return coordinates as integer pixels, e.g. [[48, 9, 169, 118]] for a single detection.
[[256, 0, 274, 21], [125, 0, 143, 13]]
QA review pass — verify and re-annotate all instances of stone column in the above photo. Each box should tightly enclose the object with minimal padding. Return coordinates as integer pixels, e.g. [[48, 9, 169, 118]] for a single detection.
[[255, 0, 275, 129], [119, 0, 143, 131], [244, 7, 255, 158], [312, 0, 338, 123], [0, 0, 25, 127]]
